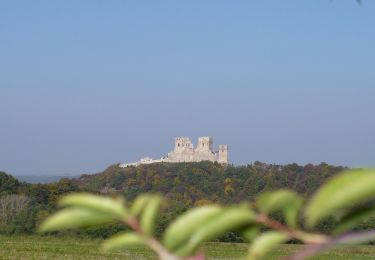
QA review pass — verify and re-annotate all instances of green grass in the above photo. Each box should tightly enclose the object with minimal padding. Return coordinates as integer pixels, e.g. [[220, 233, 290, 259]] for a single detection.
[[0, 236, 374, 259]]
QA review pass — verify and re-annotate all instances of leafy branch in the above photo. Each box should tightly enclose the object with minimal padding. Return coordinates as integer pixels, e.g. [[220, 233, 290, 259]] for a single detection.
[[39, 169, 375, 259]]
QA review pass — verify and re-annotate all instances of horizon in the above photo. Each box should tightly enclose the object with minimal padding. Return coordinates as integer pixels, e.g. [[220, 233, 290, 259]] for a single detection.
[[1, 1, 375, 176], [10, 160, 352, 178], [11, 160, 349, 179]]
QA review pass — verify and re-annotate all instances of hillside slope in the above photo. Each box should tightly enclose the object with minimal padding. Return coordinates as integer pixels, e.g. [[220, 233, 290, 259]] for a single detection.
[[75, 161, 346, 207], [0, 162, 350, 237]]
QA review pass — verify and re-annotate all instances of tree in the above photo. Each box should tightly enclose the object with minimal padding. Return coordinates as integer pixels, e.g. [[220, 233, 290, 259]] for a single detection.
[[0, 194, 29, 226]]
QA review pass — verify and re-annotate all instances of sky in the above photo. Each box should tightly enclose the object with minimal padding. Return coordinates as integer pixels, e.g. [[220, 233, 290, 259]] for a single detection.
[[1, 1, 375, 176]]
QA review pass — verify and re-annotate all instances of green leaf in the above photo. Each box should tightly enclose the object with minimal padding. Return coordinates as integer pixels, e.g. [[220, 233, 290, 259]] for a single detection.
[[163, 205, 223, 250], [305, 169, 375, 227], [241, 226, 260, 242], [247, 231, 288, 260], [101, 232, 146, 251], [131, 194, 152, 217], [284, 198, 303, 228], [257, 190, 303, 227], [175, 206, 256, 256], [39, 208, 114, 232], [140, 195, 163, 236], [334, 207, 375, 235], [60, 193, 127, 219]]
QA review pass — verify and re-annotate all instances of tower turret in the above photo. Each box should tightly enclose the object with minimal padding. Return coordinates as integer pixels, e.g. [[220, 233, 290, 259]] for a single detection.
[[218, 144, 228, 164], [174, 137, 193, 152], [196, 136, 213, 152]]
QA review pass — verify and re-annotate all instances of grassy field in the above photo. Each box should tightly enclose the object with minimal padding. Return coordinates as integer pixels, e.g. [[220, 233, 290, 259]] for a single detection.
[[0, 236, 374, 259]]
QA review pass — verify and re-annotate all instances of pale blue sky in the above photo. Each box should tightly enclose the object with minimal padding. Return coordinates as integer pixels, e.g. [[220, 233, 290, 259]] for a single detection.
[[1, 1, 374, 175]]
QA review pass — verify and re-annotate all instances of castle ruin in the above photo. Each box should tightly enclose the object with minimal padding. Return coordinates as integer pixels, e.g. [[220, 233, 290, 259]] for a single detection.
[[119, 136, 228, 167]]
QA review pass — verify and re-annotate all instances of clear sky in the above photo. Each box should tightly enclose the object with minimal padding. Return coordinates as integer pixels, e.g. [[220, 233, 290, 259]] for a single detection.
[[1, 1, 374, 176]]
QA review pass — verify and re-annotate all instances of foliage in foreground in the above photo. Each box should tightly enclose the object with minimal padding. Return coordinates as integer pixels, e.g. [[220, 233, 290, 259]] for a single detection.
[[39, 169, 375, 259]]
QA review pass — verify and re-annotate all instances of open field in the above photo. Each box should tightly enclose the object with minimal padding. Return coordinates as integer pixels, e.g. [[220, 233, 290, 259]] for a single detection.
[[0, 236, 374, 259]]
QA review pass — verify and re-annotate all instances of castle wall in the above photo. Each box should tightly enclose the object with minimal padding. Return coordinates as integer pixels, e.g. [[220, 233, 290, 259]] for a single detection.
[[120, 136, 228, 167]]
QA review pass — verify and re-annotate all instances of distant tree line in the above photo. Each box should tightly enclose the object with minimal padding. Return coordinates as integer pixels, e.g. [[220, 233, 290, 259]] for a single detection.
[[1, 162, 373, 241]]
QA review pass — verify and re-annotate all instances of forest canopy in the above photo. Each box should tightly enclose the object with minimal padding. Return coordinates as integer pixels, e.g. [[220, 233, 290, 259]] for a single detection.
[[2, 161, 366, 239]]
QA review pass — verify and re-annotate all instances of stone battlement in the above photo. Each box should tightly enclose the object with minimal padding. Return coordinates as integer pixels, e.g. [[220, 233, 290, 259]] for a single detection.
[[119, 136, 228, 168]]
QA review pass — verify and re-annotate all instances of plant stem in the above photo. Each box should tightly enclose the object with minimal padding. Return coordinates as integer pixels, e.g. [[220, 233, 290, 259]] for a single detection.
[[284, 229, 375, 260], [125, 216, 179, 260], [256, 213, 329, 244]]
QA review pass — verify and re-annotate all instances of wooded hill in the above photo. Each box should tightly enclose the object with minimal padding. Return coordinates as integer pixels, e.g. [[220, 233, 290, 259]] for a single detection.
[[76, 161, 346, 206], [0, 162, 355, 238]]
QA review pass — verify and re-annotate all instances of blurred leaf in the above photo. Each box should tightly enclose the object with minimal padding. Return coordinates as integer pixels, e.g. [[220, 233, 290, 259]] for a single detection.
[[163, 205, 222, 250], [334, 207, 375, 234], [257, 190, 303, 227], [140, 195, 163, 236], [284, 198, 303, 228], [131, 194, 152, 217], [101, 232, 146, 251], [248, 231, 288, 260], [305, 169, 375, 227], [175, 206, 256, 256], [39, 208, 114, 232], [241, 226, 260, 242], [60, 193, 127, 219]]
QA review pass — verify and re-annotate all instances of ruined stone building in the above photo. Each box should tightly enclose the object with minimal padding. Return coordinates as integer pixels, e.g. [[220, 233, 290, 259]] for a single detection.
[[119, 136, 228, 167]]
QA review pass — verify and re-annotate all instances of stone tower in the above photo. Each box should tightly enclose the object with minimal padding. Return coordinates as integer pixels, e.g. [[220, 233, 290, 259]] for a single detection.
[[174, 137, 193, 152], [218, 144, 228, 164], [196, 137, 213, 152], [168, 137, 195, 162]]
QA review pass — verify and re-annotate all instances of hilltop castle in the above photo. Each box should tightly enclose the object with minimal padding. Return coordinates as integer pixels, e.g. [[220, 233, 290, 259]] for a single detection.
[[119, 136, 228, 168]]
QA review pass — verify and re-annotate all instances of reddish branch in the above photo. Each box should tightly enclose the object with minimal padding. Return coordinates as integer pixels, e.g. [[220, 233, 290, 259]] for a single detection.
[[284, 229, 375, 260], [256, 213, 329, 244]]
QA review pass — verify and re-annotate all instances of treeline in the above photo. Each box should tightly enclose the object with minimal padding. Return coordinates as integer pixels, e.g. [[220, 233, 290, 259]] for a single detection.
[[77, 161, 345, 206], [2, 161, 367, 240]]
